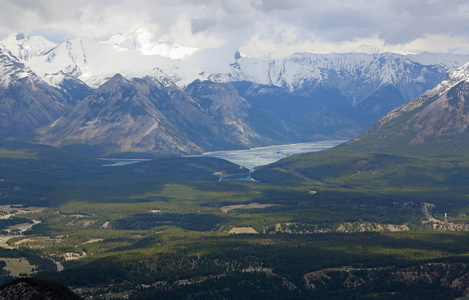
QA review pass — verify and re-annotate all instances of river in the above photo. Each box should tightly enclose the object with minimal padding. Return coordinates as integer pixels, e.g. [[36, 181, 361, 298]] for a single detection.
[[98, 158, 152, 166], [201, 140, 347, 169], [100, 140, 347, 170]]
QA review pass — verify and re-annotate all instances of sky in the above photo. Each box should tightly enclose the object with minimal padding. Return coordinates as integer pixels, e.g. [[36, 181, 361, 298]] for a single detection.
[[1, 0, 469, 60]]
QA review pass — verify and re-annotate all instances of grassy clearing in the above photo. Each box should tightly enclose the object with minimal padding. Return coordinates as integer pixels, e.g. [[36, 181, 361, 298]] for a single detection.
[[0, 149, 37, 159], [1, 258, 36, 277]]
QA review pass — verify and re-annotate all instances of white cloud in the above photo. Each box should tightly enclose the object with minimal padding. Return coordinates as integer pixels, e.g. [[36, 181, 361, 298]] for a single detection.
[[392, 34, 469, 55], [0, 0, 468, 58]]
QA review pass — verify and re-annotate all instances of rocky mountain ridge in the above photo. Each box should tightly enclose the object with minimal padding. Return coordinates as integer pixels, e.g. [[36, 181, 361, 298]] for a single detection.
[[228, 52, 468, 102], [0, 32, 209, 91], [0, 48, 69, 138], [1, 30, 469, 156], [38, 75, 264, 155], [252, 60, 469, 189], [351, 61, 469, 154]]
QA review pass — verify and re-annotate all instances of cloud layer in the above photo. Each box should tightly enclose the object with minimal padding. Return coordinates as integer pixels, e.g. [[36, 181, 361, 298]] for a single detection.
[[1, 0, 469, 58]]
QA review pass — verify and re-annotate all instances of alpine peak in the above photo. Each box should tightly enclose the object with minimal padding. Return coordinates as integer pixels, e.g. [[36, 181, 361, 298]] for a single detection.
[[0, 33, 57, 61]]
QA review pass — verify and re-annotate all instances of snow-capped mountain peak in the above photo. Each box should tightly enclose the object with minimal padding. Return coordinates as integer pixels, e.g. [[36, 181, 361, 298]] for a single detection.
[[0, 33, 57, 61], [422, 61, 469, 98], [0, 34, 207, 89], [0, 29, 208, 90], [103, 27, 198, 59], [447, 61, 469, 83], [227, 52, 469, 105]]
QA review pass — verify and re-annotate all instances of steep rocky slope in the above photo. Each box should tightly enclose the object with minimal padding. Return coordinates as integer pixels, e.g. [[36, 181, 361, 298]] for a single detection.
[[38, 76, 262, 155], [0, 49, 69, 138], [233, 82, 363, 142], [345, 62, 469, 155]]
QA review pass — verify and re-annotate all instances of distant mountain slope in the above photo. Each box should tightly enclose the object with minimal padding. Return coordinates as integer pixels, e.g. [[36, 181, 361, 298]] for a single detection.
[[253, 62, 469, 197], [232, 82, 363, 142], [184, 80, 263, 148], [38, 76, 263, 156], [0, 49, 69, 138], [38, 74, 204, 155], [228, 52, 467, 104], [345, 62, 469, 155], [228, 52, 469, 126]]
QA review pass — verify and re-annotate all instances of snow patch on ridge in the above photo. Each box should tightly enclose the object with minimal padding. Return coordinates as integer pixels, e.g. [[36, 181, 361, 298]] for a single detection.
[[0, 48, 39, 88], [423, 61, 469, 97]]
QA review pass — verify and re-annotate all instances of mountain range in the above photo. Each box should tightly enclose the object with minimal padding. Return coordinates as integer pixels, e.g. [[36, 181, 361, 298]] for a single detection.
[[3, 29, 469, 300], [253, 58, 469, 195], [357, 62, 469, 153], [1, 28, 468, 156]]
